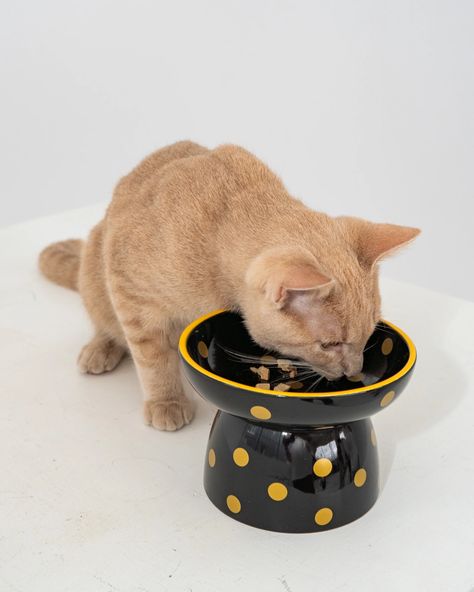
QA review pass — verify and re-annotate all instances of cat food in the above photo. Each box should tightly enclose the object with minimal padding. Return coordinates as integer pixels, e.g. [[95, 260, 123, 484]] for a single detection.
[[248, 355, 304, 392], [277, 359, 293, 372], [250, 365, 270, 381]]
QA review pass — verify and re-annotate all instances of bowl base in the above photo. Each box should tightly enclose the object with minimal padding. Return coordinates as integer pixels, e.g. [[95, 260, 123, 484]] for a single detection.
[[204, 411, 379, 533]]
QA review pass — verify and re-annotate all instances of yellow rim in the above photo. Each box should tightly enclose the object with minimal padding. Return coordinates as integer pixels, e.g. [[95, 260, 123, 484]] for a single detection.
[[178, 309, 417, 398]]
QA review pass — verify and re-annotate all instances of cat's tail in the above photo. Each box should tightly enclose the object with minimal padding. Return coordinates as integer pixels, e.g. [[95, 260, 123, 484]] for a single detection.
[[39, 239, 83, 291]]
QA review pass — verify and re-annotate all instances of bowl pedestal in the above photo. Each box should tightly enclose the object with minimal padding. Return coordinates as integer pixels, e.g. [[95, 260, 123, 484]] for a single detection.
[[204, 410, 379, 533]]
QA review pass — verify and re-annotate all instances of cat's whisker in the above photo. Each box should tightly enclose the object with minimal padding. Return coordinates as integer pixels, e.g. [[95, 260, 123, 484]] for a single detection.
[[221, 349, 266, 364], [363, 341, 378, 353], [290, 369, 320, 378], [220, 347, 312, 369], [220, 348, 266, 361], [306, 375, 325, 392], [375, 324, 396, 336], [305, 374, 321, 389], [269, 369, 319, 386]]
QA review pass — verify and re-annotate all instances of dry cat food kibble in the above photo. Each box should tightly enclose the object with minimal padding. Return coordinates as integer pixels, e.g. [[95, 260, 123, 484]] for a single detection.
[[248, 355, 305, 391], [250, 365, 270, 381], [277, 359, 294, 372], [288, 380, 304, 389]]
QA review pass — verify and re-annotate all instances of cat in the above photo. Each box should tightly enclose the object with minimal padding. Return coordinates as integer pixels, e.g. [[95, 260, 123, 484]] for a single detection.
[[39, 141, 420, 431]]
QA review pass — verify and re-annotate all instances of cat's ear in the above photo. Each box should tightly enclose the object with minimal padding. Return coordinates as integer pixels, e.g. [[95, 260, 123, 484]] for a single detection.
[[338, 216, 421, 268], [246, 246, 335, 309]]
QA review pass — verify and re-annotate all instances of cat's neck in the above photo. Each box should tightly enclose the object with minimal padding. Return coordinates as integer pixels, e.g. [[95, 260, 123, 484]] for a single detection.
[[214, 194, 337, 308]]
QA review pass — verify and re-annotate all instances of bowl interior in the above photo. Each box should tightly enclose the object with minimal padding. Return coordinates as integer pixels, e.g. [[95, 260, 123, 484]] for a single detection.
[[184, 311, 412, 395]]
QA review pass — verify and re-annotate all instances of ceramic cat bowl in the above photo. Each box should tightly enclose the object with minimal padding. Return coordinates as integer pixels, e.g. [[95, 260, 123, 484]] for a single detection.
[[179, 310, 416, 533]]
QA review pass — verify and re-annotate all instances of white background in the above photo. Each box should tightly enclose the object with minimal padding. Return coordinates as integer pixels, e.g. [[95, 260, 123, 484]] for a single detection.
[[1, 0, 473, 300]]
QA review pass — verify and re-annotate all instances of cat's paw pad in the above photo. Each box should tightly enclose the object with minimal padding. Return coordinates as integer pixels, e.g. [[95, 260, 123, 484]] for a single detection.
[[78, 339, 126, 374], [144, 398, 195, 431]]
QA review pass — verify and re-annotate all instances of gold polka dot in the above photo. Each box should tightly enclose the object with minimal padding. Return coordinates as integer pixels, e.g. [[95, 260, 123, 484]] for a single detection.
[[380, 390, 395, 407], [226, 494, 241, 514], [370, 429, 377, 447], [381, 337, 393, 355], [208, 448, 216, 467], [288, 380, 304, 389], [313, 458, 333, 478], [233, 447, 249, 467], [267, 482, 288, 501], [347, 373, 364, 382], [314, 507, 333, 526], [250, 405, 272, 420], [354, 468, 367, 487], [197, 341, 208, 358], [261, 355, 276, 364]]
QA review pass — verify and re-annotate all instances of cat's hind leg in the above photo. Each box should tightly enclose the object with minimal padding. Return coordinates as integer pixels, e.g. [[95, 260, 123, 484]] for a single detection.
[[77, 222, 128, 374]]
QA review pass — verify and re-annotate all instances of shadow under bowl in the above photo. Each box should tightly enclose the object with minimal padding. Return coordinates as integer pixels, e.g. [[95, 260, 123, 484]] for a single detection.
[[179, 309, 417, 533]]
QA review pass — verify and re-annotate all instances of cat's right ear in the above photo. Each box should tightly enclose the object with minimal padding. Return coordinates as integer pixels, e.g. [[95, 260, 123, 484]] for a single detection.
[[245, 246, 335, 310], [338, 216, 421, 269]]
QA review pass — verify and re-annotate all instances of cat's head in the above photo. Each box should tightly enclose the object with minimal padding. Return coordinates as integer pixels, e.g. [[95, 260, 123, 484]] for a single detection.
[[241, 217, 420, 380]]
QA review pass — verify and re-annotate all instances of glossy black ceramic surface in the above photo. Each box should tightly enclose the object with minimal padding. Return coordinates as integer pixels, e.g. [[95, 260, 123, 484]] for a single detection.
[[204, 412, 379, 533], [179, 309, 416, 532]]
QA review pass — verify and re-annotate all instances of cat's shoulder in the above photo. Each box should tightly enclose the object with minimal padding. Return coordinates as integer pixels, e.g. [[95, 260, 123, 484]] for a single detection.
[[210, 144, 281, 187]]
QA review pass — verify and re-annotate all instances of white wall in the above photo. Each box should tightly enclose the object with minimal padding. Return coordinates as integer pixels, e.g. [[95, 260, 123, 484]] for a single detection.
[[1, 0, 473, 300]]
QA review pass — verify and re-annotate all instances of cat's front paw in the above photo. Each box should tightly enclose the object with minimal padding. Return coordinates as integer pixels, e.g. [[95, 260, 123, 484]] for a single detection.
[[144, 398, 195, 431], [78, 337, 126, 374]]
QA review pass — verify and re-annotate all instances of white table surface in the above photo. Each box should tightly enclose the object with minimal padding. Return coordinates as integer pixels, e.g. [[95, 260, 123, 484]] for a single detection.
[[1, 205, 473, 592]]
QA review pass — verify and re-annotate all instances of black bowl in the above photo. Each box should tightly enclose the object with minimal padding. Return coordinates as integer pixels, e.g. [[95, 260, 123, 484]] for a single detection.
[[179, 309, 417, 533], [179, 310, 416, 427]]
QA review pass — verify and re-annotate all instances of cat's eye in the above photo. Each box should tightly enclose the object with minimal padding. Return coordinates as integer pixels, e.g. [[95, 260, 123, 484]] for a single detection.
[[320, 341, 342, 350]]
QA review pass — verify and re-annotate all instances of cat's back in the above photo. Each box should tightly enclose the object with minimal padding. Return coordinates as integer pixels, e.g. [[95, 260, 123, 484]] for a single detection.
[[104, 141, 306, 264], [108, 141, 209, 214], [109, 142, 286, 218]]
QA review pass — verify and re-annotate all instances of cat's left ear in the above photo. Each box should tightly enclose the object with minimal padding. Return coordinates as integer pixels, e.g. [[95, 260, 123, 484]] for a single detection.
[[338, 216, 421, 268], [245, 246, 335, 310]]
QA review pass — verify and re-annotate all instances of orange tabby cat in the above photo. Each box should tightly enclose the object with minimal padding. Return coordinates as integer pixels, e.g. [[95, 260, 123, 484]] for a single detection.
[[39, 141, 420, 431]]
